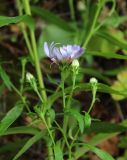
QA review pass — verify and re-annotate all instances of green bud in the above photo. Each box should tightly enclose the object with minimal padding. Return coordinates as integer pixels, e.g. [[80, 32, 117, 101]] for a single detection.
[[26, 72, 34, 82], [90, 77, 98, 85], [72, 59, 79, 69], [26, 72, 37, 91], [77, 0, 86, 11]]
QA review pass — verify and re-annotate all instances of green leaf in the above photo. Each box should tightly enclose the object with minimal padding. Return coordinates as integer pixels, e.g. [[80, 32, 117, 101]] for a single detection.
[[80, 68, 110, 84], [97, 31, 127, 50], [86, 51, 127, 60], [111, 69, 127, 100], [0, 102, 24, 135], [13, 132, 43, 160], [69, 108, 84, 133], [91, 147, 115, 160], [48, 108, 55, 123], [54, 141, 63, 160], [75, 83, 127, 96], [48, 83, 126, 106], [0, 126, 40, 136], [74, 120, 127, 159], [0, 66, 12, 90], [87, 121, 127, 134], [84, 113, 91, 130], [104, 67, 127, 76], [0, 138, 28, 153], [31, 6, 75, 32], [104, 14, 127, 27], [0, 15, 35, 30]]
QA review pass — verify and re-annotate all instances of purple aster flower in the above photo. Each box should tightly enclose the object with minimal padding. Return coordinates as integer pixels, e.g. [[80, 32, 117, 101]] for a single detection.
[[44, 42, 84, 63]]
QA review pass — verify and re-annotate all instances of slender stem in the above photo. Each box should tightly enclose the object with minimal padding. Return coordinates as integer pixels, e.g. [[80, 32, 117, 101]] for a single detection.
[[35, 89, 44, 104], [70, 129, 79, 148], [55, 121, 70, 149], [20, 59, 26, 94], [63, 73, 76, 134], [17, 1, 53, 159], [16, 0, 34, 60], [83, 3, 101, 48], [68, 148, 72, 160], [46, 117, 55, 160], [55, 121, 72, 159], [62, 72, 76, 151], [88, 87, 96, 113], [38, 116, 54, 160], [69, 0, 75, 21], [22, 0, 47, 101], [30, 30, 47, 100], [21, 1, 54, 160], [61, 75, 66, 109], [43, 118, 55, 145], [12, 84, 31, 112], [67, 73, 76, 108]]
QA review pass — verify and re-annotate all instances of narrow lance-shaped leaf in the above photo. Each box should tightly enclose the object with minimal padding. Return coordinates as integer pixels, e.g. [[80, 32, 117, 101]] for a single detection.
[[0, 126, 40, 136], [84, 113, 91, 130], [31, 6, 75, 32], [69, 108, 84, 133], [13, 132, 43, 160], [91, 147, 115, 160], [0, 66, 12, 90], [86, 51, 127, 60], [0, 102, 24, 135], [74, 119, 127, 159], [0, 15, 35, 30], [97, 31, 127, 50], [54, 141, 63, 160]]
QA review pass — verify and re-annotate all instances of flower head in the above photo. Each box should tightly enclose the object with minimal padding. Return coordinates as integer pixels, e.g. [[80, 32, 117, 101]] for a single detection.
[[44, 42, 84, 63]]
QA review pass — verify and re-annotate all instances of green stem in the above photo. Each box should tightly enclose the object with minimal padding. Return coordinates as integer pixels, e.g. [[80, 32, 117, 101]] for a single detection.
[[43, 118, 55, 145], [83, 3, 101, 48], [62, 72, 76, 151], [12, 84, 31, 112], [63, 73, 76, 133], [69, 0, 75, 21], [21, 1, 54, 159], [55, 121, 72, 159], [88, 87, 97, 113], [30, 24, 47, 101], [20, 59, 27, 94], [22, 0, 47, 101], [16, 0, 34, 60], [61, 76, 66, 109]]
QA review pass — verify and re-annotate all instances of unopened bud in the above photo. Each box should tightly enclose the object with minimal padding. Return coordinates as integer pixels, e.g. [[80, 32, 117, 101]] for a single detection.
[[26, 72, 34, 82], [90, 77, 98, 85], [77, 1, 86, 11], [26, 72, 37, 91], [72, 59, 79, 69]]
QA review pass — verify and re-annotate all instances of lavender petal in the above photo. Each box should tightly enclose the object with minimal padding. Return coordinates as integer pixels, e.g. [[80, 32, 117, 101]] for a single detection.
[[44, 42, 50, 57]]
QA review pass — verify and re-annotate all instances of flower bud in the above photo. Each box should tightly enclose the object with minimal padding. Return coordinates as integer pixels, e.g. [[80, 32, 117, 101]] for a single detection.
[[26, 72, 34, 82], [77, 1, 86, 11], [90, 77, 98, 86], [26, 72, 37, 91], [72, 59, 79, 69]]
